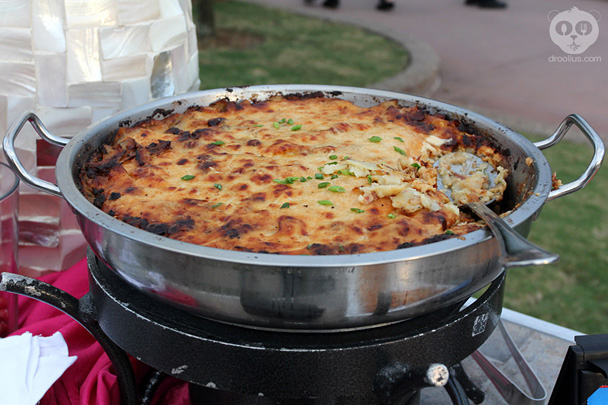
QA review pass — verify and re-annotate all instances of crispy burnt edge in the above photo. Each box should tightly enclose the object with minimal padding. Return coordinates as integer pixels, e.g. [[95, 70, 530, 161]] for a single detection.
[[77, 94, 514, 255], [77, 107, 183, 232]]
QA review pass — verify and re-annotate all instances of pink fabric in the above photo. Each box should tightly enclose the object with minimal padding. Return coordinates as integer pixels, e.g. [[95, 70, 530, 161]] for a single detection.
[[9, 258, 189, 404]]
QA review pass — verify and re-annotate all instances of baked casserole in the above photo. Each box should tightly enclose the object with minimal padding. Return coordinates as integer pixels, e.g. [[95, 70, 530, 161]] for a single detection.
[[79, 92, 508, 255]]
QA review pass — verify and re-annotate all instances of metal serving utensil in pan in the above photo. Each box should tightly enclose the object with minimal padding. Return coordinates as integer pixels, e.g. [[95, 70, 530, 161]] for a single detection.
[[434, 152, 559, 268]]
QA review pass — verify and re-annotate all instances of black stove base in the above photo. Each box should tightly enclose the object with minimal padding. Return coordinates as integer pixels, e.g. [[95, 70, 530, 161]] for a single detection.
[[189, 385, 418, 405], [88, 252, 505, 404]]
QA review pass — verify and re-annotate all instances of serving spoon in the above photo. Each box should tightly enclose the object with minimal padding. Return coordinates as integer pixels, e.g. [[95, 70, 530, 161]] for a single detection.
[[434, 152, 559, 268]]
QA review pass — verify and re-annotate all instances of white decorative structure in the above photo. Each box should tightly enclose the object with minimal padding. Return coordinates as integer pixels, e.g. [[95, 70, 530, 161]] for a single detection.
[[0, 0, 200, 276]]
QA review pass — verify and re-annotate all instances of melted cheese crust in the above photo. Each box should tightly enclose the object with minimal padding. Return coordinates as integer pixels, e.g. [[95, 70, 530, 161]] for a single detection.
[[80, 93, 508, 255]]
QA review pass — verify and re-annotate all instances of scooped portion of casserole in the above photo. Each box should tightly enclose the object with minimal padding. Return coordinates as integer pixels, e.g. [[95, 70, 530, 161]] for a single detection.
[[79, 92, 508, 255]]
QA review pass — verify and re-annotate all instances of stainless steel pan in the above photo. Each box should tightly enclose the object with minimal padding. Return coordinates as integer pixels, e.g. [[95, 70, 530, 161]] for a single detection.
[[3, 85, 604, 332]]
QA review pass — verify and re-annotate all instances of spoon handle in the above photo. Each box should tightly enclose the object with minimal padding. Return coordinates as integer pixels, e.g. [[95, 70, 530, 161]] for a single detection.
[[468, 202, 559, 268]]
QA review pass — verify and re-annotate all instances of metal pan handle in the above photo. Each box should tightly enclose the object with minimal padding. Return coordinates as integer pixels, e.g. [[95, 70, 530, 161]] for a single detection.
[[534, 114, 605, 203], [3, 112, 70, 198]]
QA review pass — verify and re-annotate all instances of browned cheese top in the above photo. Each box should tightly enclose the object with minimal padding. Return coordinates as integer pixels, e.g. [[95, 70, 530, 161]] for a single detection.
[[79, 93, 508, 255]]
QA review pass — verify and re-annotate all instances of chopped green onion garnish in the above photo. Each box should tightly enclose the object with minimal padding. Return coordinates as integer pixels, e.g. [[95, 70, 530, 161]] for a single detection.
[[318, 200, 333, 206], [331, 175, 339, 180], [318, 182, 330, 188], [253, 124, 264, 127], [287, 119, 294, 125], [350, 208, 365, 213], [273, 122, 280, 129], [300, 177, 307, 182], [211, 202, 223, 208], [328, 185, 345, 193], [279, 118, 286, 124], [291, 125, 302, 131], [338, 245, 345, 252], [388, 213, 397, 219], [214, 183, 222, 190], [342, 156, 350, 160], [315, 173, 324, 180], [367, 174, 373, 184], [329, 155, 338, 160], [307, 176, 313, 180], [211, 140, 225, 146], [393, 146, 407, 156], [274, 176, 300, 185], [394, 136, 404, 143], [368, 136, 382, 143], [411, 163, 421, 170], [280, 202, 290, 209], [445, 230, 455, 235], [326, 162, 338, 166], [181, 174, 195, 181]]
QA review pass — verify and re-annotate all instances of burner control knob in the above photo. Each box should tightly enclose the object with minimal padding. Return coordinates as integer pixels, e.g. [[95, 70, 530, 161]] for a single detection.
[[424, 363, 449, 387], [374, 362, 451, 403]]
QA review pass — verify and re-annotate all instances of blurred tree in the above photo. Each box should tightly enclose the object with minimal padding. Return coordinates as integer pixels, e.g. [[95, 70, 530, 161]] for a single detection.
[[193, 0, 216, 37]]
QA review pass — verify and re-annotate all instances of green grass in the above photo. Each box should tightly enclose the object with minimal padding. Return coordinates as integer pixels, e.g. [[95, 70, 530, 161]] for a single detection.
[[196, 1, 408, 89], [504, 136, 607, 334]]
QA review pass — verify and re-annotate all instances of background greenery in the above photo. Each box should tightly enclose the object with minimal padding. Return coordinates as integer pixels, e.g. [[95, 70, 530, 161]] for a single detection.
[[196, 1, 408, 89], [195, 1, 607, 334], [503, 138, 606, 334]]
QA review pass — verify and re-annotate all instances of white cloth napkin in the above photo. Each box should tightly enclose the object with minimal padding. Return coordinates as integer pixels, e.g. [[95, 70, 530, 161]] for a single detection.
[[0, 332, 77, 405]]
